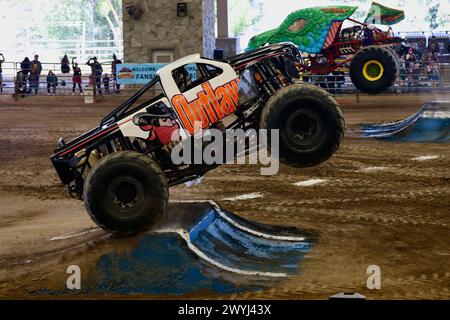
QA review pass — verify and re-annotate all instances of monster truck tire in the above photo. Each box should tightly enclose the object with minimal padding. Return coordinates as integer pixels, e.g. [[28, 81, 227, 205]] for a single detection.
[[83, 151, 168, 235], [260, 83, 344, 168], [349, 46, 398, 95]]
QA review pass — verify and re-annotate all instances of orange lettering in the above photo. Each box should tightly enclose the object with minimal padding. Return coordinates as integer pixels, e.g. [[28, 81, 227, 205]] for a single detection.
[[171, 79, 239, 135], [193, 99, 211, 129], [225, 79, 239, 106], [215, 87, 236, 114], [171, 94, 196, 134], [203, 82, 224, 119], [197, 91, 218, 124]]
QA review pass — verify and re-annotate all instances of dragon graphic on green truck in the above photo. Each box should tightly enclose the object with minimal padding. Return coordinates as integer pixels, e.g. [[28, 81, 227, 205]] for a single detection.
[[248, 6, 358, 54]]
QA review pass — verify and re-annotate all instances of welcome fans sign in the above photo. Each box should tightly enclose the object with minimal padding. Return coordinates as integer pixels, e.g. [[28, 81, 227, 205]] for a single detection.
[[116, 63, 196, 84]]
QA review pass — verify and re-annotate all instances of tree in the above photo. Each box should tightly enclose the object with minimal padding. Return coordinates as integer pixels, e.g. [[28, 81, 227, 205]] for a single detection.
[[229, 0, 264, 36], [427, 4, 438, 30], [96, 0, 123, 48]]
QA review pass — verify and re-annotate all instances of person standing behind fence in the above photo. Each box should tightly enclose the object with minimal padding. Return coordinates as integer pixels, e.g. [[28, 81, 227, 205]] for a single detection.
[[60, 54, 70, 87], [72, 60, 83, 95], [0, 53, 4, 93], [424, 51, 439, 86], [103, 73, 110, 94], [61, 55, 70, 73], [15, 70, 26, 94], [87, 57, 103, 95], [30, 55, 42, 94], [428, 36, 440, 55], [404, 47, 418, 87], [20, 57, 31, 93], [46, 70, 58, 95], [111, 53, 122, 93], [418, 38, 426, 58]]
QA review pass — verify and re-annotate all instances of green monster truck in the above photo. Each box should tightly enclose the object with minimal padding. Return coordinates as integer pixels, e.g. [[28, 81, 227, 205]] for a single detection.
[[248, 2, 405, 95]]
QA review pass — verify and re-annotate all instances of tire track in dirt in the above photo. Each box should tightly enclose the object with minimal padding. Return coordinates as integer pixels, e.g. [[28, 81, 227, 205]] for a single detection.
[[222, 199, 449, 229]]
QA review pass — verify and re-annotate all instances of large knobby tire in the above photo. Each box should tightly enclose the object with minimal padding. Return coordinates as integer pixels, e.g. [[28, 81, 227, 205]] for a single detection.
[[83, 151, 168, 235], [260, 83, 344, 168], [350, 46, 398, 95]]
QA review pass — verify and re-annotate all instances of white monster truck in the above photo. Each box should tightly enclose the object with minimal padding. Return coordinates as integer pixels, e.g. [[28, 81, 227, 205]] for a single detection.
[[51, 43, 344, 234]]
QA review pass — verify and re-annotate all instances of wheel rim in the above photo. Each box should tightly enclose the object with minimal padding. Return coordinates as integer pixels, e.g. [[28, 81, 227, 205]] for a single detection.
[[284, 108, 324, 148], [106, 176, 145, 214], [363, 60, 384, 82]]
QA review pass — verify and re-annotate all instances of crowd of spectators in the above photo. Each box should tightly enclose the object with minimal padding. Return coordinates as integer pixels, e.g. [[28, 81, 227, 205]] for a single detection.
[[12, 53, 122, 95], [397, 36, 441, 88], [0, 36, 447, 96]]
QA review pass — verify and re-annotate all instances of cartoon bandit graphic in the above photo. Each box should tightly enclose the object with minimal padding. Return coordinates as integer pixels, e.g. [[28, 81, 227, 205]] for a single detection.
[[132, 102, 180, 145]]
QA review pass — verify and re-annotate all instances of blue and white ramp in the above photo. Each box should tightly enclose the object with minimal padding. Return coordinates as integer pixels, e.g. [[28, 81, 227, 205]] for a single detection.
[[78, 201, 315, 296], [352, 101, 450, 143]]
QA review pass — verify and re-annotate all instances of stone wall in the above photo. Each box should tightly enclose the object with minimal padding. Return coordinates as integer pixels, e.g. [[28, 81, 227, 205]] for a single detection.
[[122, 0, 216, 63]]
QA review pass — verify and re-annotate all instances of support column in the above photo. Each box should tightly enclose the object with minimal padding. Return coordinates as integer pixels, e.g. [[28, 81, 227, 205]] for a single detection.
[[215, 0, 240, 58], [217, 0, 228, 38]]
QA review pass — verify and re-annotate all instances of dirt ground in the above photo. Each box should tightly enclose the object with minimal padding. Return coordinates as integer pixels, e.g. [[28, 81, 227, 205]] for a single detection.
[[0, 93, 449, 299]]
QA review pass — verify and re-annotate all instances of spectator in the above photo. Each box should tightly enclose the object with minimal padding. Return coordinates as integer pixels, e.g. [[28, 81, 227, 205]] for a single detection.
[[20, 57, 31, 75], [71, 60, 83, 95], [418, 38, 426, 57], [60, 54, 70, 87], [29, 55, 42, 94], [404, 47, 418, 87], [428, 36, 440, 54], [87, 57, 103, 95], [111, 53, 122, 93], [103, 73, 110, 94], [362, 26, 375, 47], [46, 70, 58, 95], [15, 70, 26, 95], [398, 52, 406, 84], [0, 53, 4, 93], [20, 57, 31, 93], [424, 51, 439, 86], [61, 54, 70, 73]]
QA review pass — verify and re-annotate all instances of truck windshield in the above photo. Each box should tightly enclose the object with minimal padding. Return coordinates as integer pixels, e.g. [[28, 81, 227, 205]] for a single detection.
[[100, 76, 164, 126]]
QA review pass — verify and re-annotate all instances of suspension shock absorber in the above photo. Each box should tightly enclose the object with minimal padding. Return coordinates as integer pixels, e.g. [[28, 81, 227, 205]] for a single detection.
[[252, 64, 274, 95], [254, 62, 278, 94], [261, 59, 283, 90], [267, 58, 289, 87]]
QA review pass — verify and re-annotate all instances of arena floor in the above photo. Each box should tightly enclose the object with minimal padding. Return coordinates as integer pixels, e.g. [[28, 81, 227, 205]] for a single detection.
[[0, 93, 449, 299]]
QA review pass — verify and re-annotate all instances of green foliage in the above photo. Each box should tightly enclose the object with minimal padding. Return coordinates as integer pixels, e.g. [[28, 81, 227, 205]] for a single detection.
[[425, 2, 445, 30], [229, 0, 264, 36], [43, 0, 121, 41], [0, 0, 122, 44]]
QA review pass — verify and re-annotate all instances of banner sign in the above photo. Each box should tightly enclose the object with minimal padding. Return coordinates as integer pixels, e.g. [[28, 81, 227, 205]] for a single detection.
[[116, 63, 197, 85]]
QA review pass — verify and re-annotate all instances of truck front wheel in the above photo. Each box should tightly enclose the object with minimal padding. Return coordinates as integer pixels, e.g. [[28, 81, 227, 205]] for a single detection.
[[260, 84, 344, 168], [83, 151, 168, 235]]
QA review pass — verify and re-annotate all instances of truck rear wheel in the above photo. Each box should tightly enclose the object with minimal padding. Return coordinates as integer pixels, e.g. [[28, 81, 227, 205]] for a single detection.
[[350, 46, 398, 95], [260, 84, 344, 168], [83, 151, 168, 235]]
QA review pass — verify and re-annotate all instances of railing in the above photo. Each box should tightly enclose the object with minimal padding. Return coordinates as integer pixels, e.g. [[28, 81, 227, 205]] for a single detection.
[[0, 60, 124, 97], [301, 60, 450, 95], [1, 60, 449, 98], [302, 62, 450, 94]]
